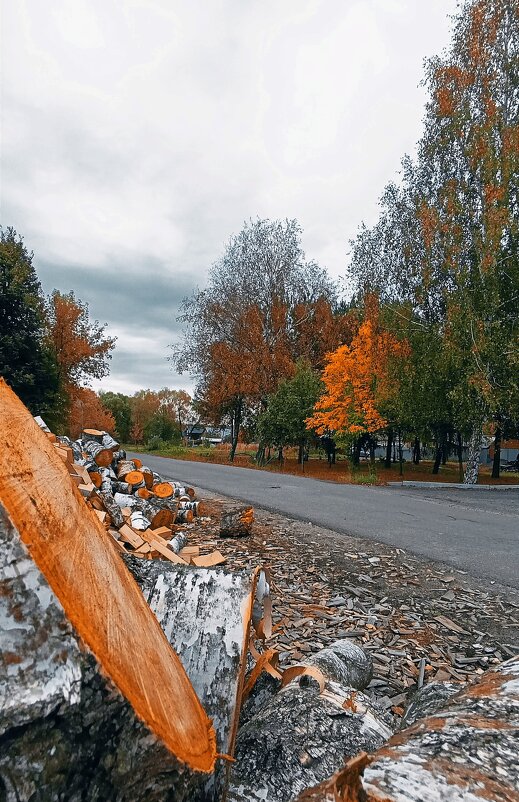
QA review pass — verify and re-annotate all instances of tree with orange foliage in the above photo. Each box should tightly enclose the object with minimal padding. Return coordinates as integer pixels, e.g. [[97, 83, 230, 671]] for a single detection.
[[307, 300, 409, 461], [68, 387, 115, 440], [47, 290, 116, 433]]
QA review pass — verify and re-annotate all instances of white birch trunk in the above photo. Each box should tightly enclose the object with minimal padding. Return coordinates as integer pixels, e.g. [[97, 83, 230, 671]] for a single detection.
[[463, 425, 483, 484]]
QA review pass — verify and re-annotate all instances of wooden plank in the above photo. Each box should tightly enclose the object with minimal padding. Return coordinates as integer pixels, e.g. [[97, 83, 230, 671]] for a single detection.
[[118, 523, 145, 549], [192, 550, 226, 567], [149, 539, 188, 564]]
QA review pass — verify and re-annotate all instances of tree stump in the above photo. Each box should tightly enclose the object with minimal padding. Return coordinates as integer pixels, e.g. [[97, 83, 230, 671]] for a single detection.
[[220, 505, 255, 537], [0, 380, 217, 801]]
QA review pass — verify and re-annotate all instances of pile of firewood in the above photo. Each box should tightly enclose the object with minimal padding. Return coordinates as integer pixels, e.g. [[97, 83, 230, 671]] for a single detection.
[[41, 424, 230, 566]]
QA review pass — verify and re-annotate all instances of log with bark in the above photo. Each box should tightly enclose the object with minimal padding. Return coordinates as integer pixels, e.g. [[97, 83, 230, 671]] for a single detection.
[[98, 490, 124, 528], [0, 380, 217, 801], [81, 438, 114, 468], [220, 505, 255, 537], [295, 656, 519, 802], [125, 557, 272, 800], [227, 641, 391, 802]]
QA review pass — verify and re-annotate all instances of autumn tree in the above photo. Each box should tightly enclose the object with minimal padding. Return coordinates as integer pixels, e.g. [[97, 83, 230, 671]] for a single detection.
[[307, 299, 409, 463], [0, 227, 60, 419], [47, 290, 116, 391], [172, 218, 338, 460], [157, 389, 192, 439], [347, 0, 519, 482], [68, 387, 115, 440], [128, 390, 161, 444], [99, 391, 132, 442]]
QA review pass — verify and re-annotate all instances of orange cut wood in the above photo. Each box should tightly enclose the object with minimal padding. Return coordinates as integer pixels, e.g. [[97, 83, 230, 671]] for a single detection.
[[153, 482, 174, 498], [132, 457, 143, 468], [124, 470, 144, 486], [136, 487, 152, 499], [0, 379, 216, 773], [88, 471, 102, 488]]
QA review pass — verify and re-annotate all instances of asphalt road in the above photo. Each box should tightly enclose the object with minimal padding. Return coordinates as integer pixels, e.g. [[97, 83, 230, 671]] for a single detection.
[[129, 453, 519, 589]]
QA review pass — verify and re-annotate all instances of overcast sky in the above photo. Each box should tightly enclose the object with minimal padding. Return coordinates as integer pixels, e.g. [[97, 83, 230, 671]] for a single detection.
[[1, 0, 458, 395]]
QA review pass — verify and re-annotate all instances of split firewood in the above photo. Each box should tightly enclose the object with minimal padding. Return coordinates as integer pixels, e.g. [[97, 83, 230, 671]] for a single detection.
[[220, 505, 255, 538], [227, 640, 391, 802], [0, 380, 217, 801], [141, 466, 155, 489], [98, 490, 124, 528], [125, 557, 271, 800], [176, 508, 194, 524]]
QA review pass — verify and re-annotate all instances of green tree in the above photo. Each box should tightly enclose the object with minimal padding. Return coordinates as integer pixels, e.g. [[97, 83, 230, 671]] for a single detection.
[[99, 391, 132, 442], [257, 360, 322, 465], [0, 227, 59, 419]]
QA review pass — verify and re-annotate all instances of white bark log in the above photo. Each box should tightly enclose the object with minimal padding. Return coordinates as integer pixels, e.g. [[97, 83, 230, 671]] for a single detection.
[[295, 656, 519, 802], [125, 558, 269, 799], [228, 642, 390, 802], [0, 380, 218, 800]]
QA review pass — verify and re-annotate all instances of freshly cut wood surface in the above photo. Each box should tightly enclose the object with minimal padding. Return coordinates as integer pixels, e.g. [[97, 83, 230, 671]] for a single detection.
[[153, 481, 175, 498], [0, 379, 216, 774]]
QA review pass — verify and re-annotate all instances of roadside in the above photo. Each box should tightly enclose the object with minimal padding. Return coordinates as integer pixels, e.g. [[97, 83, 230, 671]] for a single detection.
[[126, 444, 519, 487], [183, 490, 519, 722]]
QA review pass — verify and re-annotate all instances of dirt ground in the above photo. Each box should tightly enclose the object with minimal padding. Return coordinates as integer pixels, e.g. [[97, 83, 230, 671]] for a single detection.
[[185, 493, 519, 720]]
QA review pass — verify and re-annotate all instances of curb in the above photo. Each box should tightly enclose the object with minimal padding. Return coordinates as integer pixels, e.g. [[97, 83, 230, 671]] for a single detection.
[[388, 481, 519, 490]]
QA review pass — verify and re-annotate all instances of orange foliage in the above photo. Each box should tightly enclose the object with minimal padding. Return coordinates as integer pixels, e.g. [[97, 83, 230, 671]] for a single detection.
[[307, 300, 409, 437], [129, 391, 161, 443], [47, 291, 115, 387], [68, 386, 115, 439], [205, 302, 295, 411]]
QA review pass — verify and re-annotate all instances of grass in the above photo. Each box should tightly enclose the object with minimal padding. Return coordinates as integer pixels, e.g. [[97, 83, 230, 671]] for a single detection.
[[124, 442, 519, 486]]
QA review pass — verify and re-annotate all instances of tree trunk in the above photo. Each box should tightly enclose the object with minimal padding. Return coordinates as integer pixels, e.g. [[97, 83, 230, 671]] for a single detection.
[[384, 430, 393, 469], [227, 641, 391, 802], [491, 425, 502, 479], [125, 557, 271, 801], [230, 399, 243, 462], [296, 656, 519, 802], [412, 437, 420, 465], [352, 439, 361, 466], [432, 441, 442, 474], [464, 424, 482, 484], [0, 380, 216, 801], [457, 431, 464, 482], [398, 430, 403, 476]]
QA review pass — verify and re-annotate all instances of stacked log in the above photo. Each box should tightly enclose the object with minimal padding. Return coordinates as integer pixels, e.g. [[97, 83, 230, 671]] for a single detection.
[[39, 426, 209, 563]]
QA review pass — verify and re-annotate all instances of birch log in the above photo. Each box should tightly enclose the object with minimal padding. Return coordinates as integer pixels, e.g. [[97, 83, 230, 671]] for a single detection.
[[0, 380, 217, 801], [227, 642, 391, 802], [220, 505, 254, 537], [125, 558, 271, 800], [98, 490, 124, 528], [296, 656, 519, 802], [81, 438, 114, 467]]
